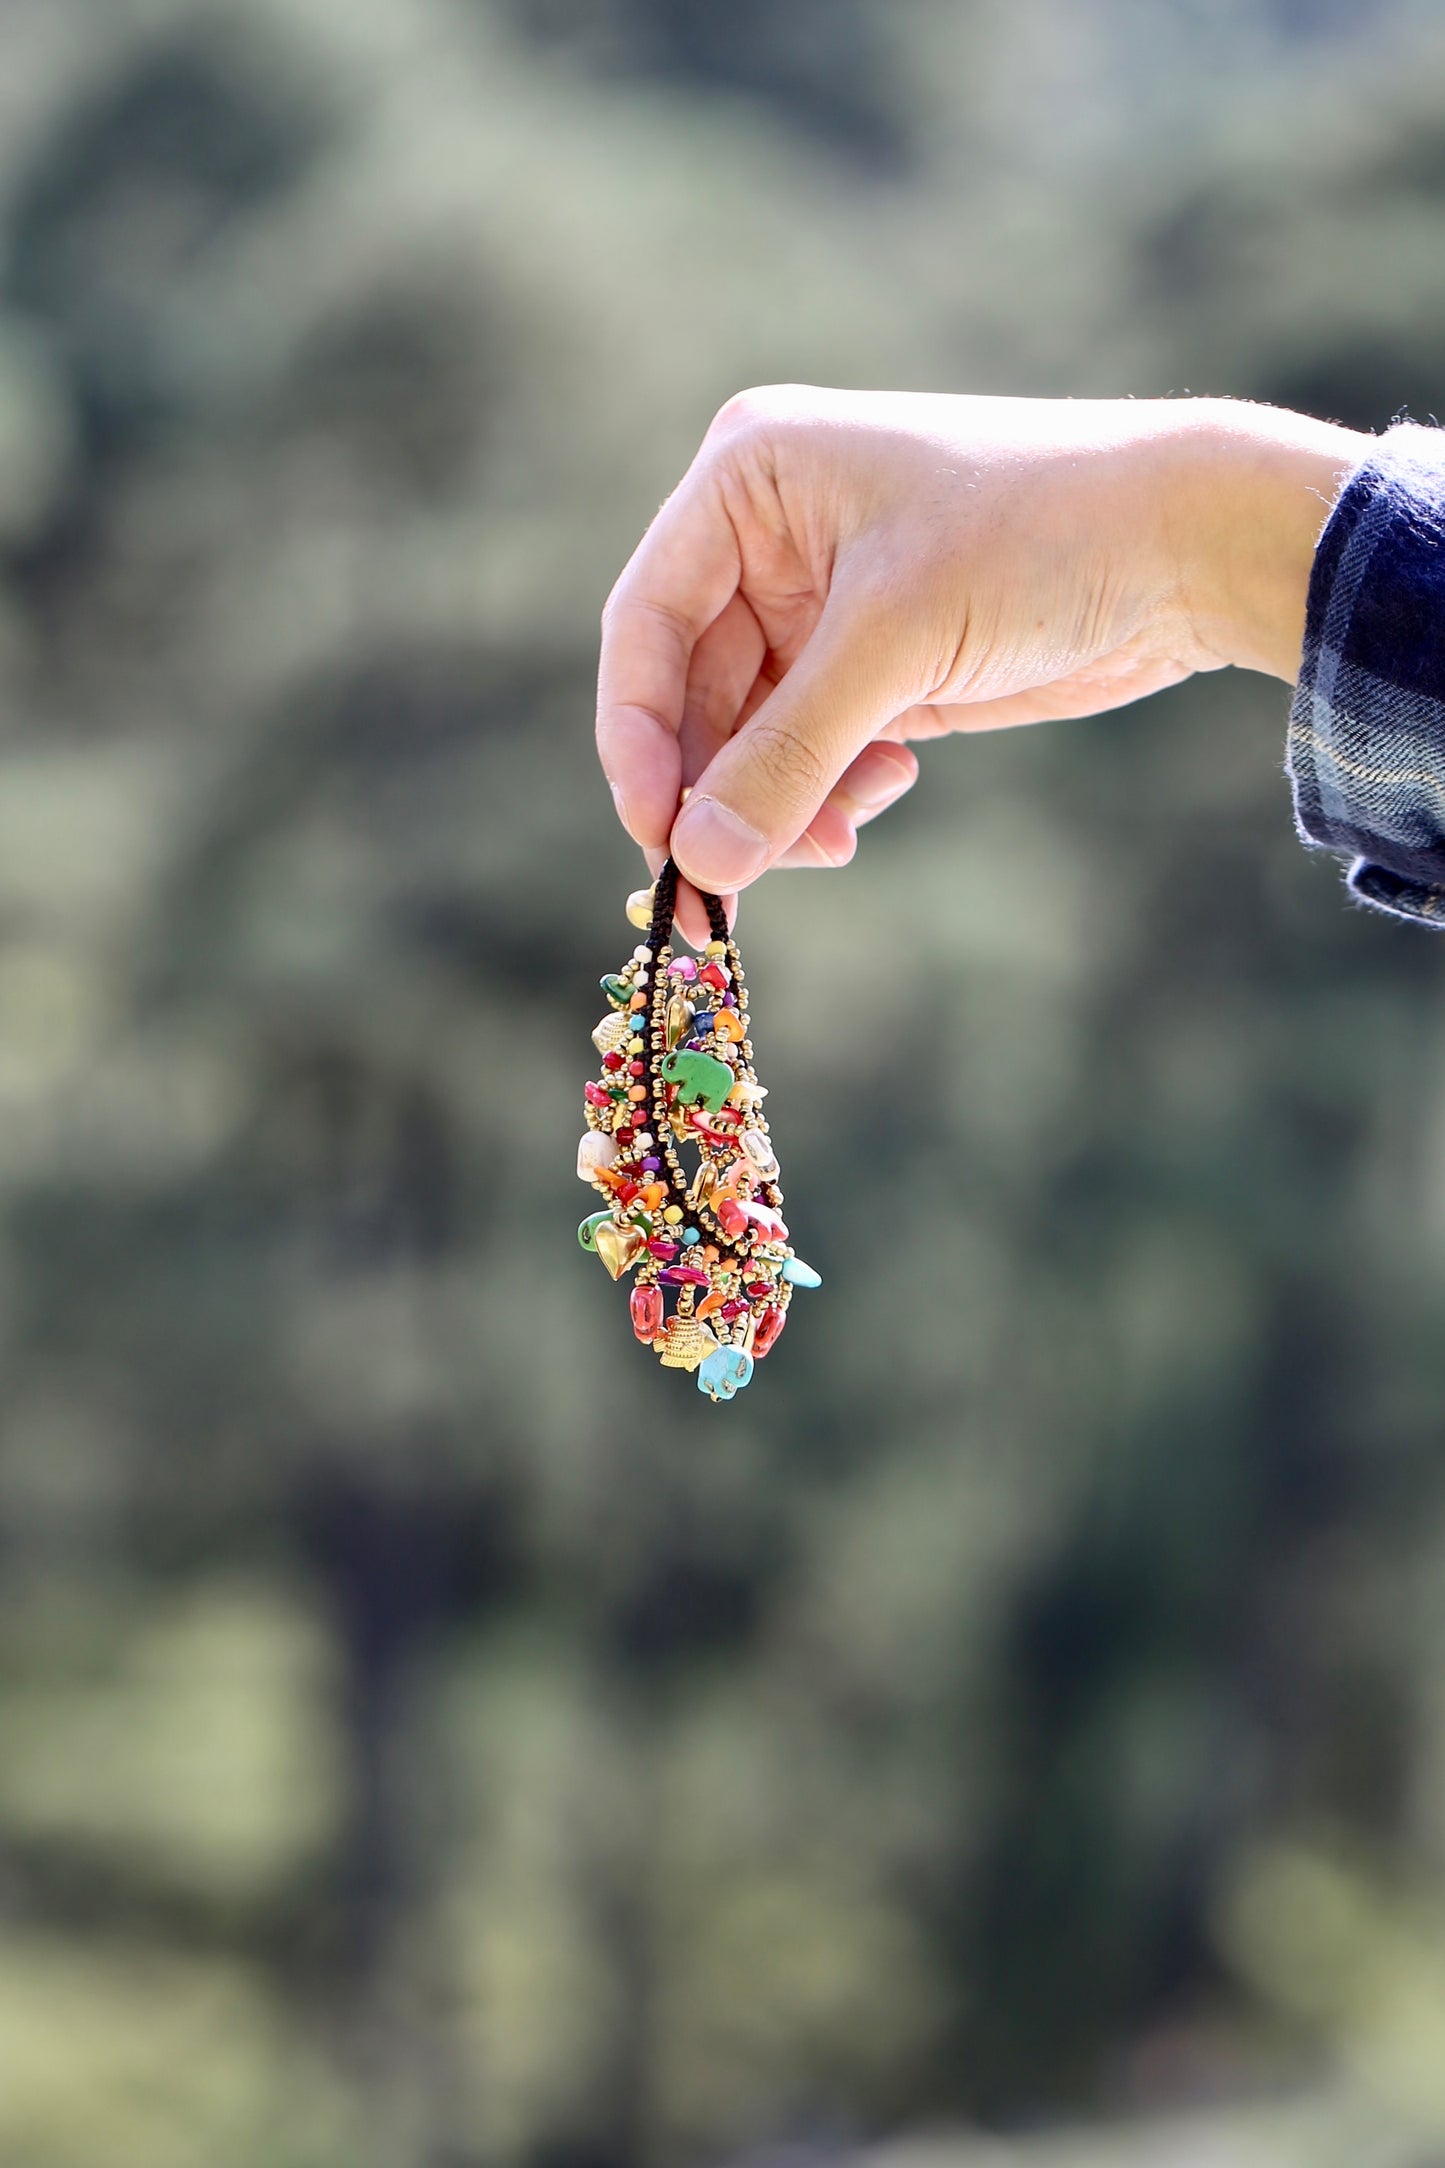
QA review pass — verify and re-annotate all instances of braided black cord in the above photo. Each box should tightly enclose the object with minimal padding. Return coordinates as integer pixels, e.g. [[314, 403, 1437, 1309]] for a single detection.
[[643, 857, 729, 953], [640, 858, 731, 1226], [704, 889, 731, 946], [645, 857, 680, 954]]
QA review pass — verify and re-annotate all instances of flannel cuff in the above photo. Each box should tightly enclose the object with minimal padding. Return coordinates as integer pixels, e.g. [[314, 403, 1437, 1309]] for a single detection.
[[1288, 420, 1445, 926]]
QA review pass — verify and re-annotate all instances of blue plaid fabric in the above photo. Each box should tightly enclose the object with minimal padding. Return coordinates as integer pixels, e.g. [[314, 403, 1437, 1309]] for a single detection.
[[1288, 422, 1445, 926]]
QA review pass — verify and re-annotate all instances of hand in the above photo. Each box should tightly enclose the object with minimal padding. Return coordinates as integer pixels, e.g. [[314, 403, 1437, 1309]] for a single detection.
[[596, 387, 1366, 946]]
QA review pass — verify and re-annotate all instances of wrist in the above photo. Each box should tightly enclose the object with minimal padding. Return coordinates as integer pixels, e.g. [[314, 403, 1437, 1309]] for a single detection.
[[1163, 399, 1370, 682]]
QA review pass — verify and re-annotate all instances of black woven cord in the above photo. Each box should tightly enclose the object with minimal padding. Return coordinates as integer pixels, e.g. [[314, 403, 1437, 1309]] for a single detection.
[[640, 858, 731, 1227], [644, 858, 728, 952], [704, 889, 731, 946], [645, 858, 679, 953]]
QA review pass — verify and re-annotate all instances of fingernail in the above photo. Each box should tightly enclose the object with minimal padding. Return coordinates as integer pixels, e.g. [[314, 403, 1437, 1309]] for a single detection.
[[843, 750, 915, 812], [672, 796, 769, 888], [608, 779, 631, 831]]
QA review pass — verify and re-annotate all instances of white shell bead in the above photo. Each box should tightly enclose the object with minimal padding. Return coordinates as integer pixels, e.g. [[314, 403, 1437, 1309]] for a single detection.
[[577, 1131, 619, 1181]]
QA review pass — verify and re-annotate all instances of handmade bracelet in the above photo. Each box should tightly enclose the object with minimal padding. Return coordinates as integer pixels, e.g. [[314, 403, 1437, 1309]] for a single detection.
[[576, 857, 819, 1402]]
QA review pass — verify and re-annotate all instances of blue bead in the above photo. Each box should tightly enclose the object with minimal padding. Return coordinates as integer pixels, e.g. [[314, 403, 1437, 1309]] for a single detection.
[[682, 1227, 701, 1246], [781, 1257, 822, 1289], [697, 1347, 753, 1402]]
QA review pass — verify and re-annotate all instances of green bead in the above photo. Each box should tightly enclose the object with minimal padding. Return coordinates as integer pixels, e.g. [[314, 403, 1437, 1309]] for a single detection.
[[631, 1212, 653, 1237], [659, 1048, 733, 1112], [577, 1211, 611, 1253], [600, 974, 631, 1009]]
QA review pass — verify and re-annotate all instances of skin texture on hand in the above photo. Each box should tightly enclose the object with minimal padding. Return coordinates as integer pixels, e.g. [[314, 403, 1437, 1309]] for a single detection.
[[595, 387, 1368, 947]]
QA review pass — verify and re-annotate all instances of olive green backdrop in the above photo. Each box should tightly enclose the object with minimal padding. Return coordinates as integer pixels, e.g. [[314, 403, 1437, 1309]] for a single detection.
[[1, 3, 1445, 2163]]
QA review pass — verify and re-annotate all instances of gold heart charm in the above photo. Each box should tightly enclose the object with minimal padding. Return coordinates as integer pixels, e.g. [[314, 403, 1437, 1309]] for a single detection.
[[594, 1220, 645, 1281]]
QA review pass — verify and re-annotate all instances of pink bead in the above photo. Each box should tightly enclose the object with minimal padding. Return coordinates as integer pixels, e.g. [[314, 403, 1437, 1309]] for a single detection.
[[631, 1285, 664, 1341]]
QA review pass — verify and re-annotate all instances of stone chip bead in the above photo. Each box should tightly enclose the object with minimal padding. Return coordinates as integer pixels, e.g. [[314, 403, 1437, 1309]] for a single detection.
[[626, 885, 656, 929], [781, 1257, 822, 1288], [751, 1304, 787, 1358], [739, 1128, 780, 1179], [577, 1131, 619, 1182]]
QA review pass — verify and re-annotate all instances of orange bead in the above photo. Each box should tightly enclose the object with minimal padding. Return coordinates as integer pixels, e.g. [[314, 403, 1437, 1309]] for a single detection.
[[627, 1084, 647, 1101]]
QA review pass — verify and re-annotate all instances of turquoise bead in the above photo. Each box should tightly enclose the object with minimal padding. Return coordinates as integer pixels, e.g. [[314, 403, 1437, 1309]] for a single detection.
[[698, 1346, 753, 1402], [781, 1257, 821, 1289], [682, 1227, 700, 1246]]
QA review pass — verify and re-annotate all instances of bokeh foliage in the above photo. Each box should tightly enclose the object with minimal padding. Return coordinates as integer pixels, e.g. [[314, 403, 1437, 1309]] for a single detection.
[[2, 1, 1445, 2162]]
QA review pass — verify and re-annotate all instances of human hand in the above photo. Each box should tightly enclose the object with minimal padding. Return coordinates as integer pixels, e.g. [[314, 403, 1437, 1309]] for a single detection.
[[596, 387, 1366, 946]]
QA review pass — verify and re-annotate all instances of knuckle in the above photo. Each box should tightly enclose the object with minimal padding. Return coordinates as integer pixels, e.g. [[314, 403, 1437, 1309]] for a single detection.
[[746, 716, 829, 806], [705, 384, 789, 445]]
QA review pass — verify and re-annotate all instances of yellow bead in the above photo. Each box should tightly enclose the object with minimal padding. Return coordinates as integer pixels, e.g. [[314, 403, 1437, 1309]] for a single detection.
[[663, 1204, 684, 1224], [705, 940, 727, 958], [626, 885, 656, 930]]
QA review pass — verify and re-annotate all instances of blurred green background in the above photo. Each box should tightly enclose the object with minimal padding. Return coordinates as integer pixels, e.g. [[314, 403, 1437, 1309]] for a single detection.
[[2, 1, 1445, 2162]]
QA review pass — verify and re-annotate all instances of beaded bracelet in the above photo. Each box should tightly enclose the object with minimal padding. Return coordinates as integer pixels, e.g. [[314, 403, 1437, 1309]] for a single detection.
[[577, 857, 819, 1402]]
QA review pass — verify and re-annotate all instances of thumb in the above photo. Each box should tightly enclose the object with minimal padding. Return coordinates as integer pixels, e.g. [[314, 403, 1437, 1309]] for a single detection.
[[668, 591, 913, 892]]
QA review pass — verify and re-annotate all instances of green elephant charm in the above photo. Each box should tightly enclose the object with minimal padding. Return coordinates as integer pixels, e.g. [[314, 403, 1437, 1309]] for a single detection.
[[660, 1048, 733, 1112]]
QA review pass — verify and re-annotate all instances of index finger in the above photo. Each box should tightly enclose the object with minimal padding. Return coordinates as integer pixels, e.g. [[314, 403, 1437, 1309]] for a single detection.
[[596, 466, 742, 850]]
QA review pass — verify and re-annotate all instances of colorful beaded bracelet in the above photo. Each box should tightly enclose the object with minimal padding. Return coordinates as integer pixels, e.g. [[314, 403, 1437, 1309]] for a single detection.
[[577, 857, 819, 1403]]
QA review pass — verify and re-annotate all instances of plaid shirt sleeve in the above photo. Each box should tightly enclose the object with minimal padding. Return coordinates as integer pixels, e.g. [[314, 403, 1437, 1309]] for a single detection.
[[1288, 421, 1445, 926]]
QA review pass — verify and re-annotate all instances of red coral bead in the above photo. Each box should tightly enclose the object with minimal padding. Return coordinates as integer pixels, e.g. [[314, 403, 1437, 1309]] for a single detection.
[[602, 1052, 624, 1071], [752, 1304, 787, 1358]]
